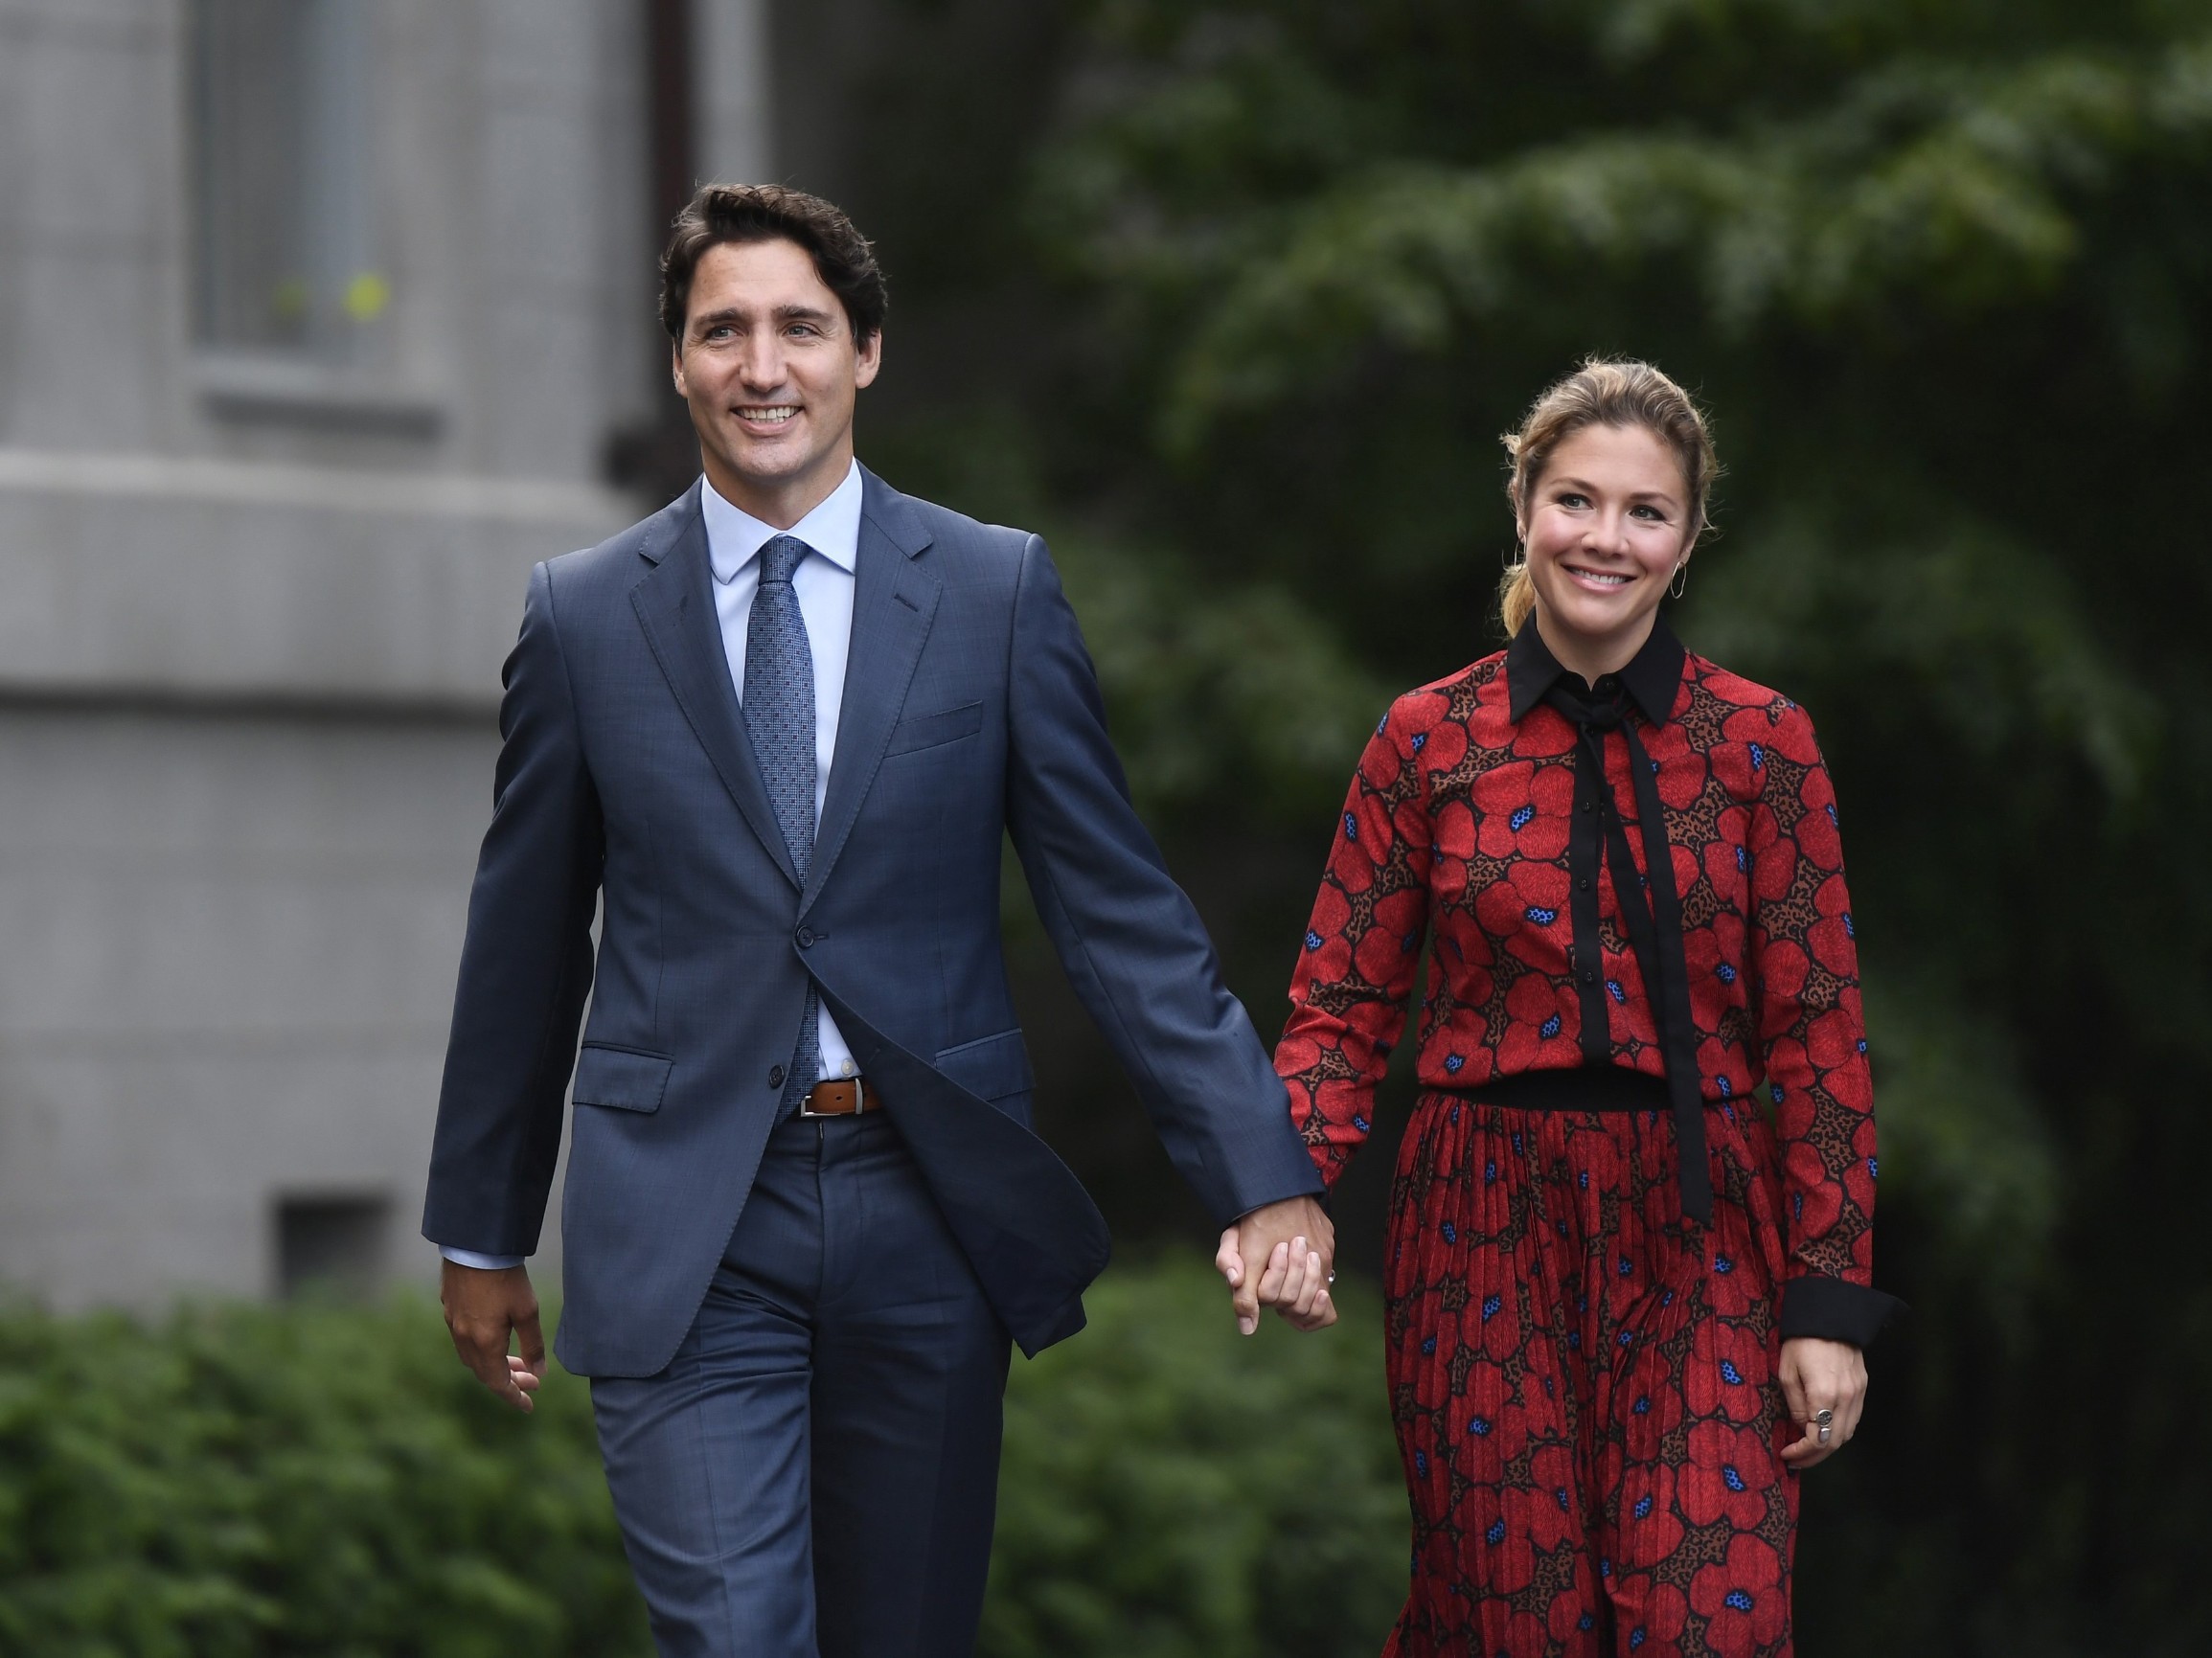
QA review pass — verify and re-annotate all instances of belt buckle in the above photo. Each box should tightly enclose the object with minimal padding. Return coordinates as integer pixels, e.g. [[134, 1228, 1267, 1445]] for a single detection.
[[799, 1079, 865, 1119]]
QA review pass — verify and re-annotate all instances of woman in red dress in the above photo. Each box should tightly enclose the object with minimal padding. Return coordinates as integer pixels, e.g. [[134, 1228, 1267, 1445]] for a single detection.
[[1253, 361, 1898, 1656]]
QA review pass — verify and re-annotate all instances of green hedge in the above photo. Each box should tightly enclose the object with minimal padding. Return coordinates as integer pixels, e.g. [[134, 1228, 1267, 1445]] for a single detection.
[[0, 1257, 1405, 1657]]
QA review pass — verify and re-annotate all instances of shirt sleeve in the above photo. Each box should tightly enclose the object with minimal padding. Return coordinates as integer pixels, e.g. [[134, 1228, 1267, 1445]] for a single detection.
[[1274, 695, 1437, 1188], [1745, 702, 1900, 1347]]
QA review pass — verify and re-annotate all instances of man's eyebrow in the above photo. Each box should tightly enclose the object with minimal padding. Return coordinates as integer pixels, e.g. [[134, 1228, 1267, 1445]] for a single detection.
[[688, 303, 839, 333]]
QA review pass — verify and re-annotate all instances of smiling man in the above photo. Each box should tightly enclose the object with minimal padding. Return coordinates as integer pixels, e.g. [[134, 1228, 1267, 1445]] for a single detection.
[[422, 185, 1332, 1658]]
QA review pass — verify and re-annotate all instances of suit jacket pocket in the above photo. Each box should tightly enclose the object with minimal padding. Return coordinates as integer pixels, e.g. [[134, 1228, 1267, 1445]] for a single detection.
[[571, 1043, 674, 1112], [883, 699, 985, 758], [934, 1028, 1035, 1102]]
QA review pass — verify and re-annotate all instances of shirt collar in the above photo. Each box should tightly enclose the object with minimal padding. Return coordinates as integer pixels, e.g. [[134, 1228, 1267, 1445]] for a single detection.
[[701, 458, 865, 584], [1506, 612, 1686, 726]]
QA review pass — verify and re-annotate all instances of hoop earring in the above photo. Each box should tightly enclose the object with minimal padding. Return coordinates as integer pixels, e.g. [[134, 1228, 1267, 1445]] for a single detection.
[[1669, 561, 1690, 600]]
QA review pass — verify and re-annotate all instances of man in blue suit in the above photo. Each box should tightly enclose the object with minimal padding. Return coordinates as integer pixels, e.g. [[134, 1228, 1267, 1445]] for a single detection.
[[423, 185, 1335, 1657]]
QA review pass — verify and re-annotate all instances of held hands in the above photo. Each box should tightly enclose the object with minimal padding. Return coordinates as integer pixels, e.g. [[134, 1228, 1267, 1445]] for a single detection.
[[441, 1261, 548, 1413], [1215, 1195, 1337, 1335], [1778, 1336, 1866, 1468]]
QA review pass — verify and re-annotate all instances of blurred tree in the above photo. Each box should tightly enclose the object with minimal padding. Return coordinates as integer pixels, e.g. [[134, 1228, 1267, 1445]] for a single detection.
[[939, 0, 2212, 1650]]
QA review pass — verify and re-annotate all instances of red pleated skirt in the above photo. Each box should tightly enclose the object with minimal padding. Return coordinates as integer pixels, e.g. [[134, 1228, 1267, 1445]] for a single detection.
[[1379, 1086, 1800, 1658]]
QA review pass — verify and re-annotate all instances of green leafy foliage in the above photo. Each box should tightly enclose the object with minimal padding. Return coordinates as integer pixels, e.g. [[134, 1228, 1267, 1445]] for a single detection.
[[0, 1267, 1401, 1658], [0, 1295, 649, 1658], [988, 1258, 1403, 1658]]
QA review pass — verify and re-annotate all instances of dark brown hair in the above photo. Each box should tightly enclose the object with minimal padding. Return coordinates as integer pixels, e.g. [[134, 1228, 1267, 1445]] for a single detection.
[[1497, 358, 1720, 635], [658, 183, 888, 347]]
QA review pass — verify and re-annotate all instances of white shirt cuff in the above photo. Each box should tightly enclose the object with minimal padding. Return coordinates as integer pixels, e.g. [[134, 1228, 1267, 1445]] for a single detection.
[[440, 1246, 526, 1271]]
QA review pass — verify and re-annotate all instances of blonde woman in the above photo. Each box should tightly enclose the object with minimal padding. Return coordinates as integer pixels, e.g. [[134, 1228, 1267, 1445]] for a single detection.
[[1266, 361, 1898, 1655]]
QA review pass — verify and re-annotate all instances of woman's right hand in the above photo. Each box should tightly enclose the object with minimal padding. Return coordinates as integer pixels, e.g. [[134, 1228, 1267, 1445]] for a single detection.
[[1777, 1336, 1866, 1467]]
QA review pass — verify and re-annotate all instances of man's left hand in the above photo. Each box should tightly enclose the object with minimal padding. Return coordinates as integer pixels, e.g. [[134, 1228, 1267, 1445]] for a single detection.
[[1216, 1196, 1336, 1335]]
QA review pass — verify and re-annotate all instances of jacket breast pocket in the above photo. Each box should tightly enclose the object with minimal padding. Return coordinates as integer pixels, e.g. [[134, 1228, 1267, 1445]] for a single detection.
[[883, 699, 985, 758], [571, 1043, 673, 1113]]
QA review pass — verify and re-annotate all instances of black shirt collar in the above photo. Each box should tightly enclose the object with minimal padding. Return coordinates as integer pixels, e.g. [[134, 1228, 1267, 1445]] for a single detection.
[[1506, 613, 1686, 726]]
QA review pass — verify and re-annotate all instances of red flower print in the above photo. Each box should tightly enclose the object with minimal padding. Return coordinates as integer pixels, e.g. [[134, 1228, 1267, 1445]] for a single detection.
[[1473, 760, 1575, 860], [1683, 1420, 1775, 1530], [1685, 1319, 1772, 1424], [1689, 1533, 1788, 1652], [1615, 1459, 1685, 1566]]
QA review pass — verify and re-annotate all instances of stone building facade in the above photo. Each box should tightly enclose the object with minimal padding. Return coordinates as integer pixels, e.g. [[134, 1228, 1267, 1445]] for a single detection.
[[0, 0, 767, 1303]]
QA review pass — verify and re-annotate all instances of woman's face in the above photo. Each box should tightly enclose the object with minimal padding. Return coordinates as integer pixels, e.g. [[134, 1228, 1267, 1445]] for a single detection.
[[1519, 421, 1693, 667]]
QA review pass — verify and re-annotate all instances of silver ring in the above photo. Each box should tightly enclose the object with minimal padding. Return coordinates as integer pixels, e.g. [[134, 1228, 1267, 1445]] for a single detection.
[[1813, 1408, 1835, 1428], [1817, 1424, 1833, 1443]]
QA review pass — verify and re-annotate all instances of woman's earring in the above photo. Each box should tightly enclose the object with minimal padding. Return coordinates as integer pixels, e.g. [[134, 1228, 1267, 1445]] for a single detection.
[[1670, 561, 1690, 600]]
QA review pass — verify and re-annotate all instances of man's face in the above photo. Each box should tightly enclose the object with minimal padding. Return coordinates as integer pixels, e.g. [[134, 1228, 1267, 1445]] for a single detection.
[[672, 238, 880, 512]]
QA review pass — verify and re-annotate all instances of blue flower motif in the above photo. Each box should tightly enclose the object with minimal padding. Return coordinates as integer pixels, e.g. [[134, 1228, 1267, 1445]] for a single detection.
[[1343, 812, 1359, 840], [1415, 1450, 1428, 1475], [1608, 979, 1626, 1003], [1735, 845, 1749, 873], [1633, 1396, 1652, 1415], [1304, 929, 1324, 951], [1486, 1519, 1507, 1546], [1630, 1630, 1647, 1650], [1481, 1294, 1502, 1321], [1555, 1487, 1571, 1512], [1567, 1329, 1581, 1350], [1410, 731, 1427, 751], [1634, 1494, 1653, 1519], [1843, 911, 1855, 938], [1717, 963, 1738, 984], [1720, 1359, 1744, 1385], [1445, 1053, 1466, 1074], [1557, 1218, 1570, 1237], [1402, 931, 1419, 953], [1771, 1082, 1786, 1103], [1857, 1036, 1868, 1053], [1600, 1556, 1612, 1579], [1725, 1590, 1755, 1613], [1580, 1612, 1595, 1631], [1826, 802, 1838, 827], [1717, 1075, 1732, 1098], [1525, 905, 1559, 925], [1484, 1160, 1498, 1185], [1661, 1288, 1676, 1306], [1421, 1335, 1437, 1356], [1510, 804, 1535, 830], [1513, 1133, 1524, 1154], [1577, 1170, 1589, 1190], [1442, 1221, 1458, 1244], [1869, 1155, 1880, 1179], [1352, 1114, 1370, 1133], [1618, 1256, 1633, 1277], [1749, 742, 1766, 770], [1449, 1104, 1461, 1124], [1714, 1254, 1734, 1274], [1540, 1013, 1562, 1038], [1618, 1329, 1635, 1348], [1470, 1415, 1492, 1437], [1722, 1465, 1745, 1492], [1794, 1192, 1804, 1219]]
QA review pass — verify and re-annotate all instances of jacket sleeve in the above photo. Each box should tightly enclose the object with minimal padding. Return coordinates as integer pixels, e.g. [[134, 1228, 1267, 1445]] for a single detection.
[[1272, 697, 1434, 1189], [421, 561, 604, 1257], [1002, 535, 1322, 1225], [1746, 701, 1900, 1347]]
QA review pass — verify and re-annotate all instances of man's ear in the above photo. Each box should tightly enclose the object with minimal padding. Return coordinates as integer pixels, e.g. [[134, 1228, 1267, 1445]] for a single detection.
[[670, 341, 688, 398], [854, 329, 883, 390]]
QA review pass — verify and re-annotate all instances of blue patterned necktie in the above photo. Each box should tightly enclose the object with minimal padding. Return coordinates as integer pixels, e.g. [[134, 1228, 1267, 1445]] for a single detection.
[[744, 534, 822, 1111]]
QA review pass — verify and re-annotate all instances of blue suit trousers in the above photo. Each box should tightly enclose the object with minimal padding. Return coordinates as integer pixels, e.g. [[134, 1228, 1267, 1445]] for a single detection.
[[591, 1108, 1011, 1658]]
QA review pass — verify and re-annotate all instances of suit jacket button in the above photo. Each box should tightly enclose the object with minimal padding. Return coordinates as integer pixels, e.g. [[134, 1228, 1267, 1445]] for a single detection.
[[768, 1064, 786, 1089], [795, 925, 816, 949]]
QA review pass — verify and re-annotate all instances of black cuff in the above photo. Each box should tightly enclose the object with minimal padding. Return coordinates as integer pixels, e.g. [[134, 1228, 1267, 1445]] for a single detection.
[[1779, 1275, 1904, 1349]]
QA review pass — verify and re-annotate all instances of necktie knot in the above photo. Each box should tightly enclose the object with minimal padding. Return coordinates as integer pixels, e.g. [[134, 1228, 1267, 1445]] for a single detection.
[[760, 534, 810, 587]]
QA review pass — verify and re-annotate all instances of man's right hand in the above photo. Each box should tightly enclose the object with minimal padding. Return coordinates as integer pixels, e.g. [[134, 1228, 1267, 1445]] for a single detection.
[[441, 1261, 547, 1413]]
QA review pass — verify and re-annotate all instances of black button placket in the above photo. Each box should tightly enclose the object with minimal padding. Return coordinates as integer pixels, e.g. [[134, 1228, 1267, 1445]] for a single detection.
[[1564, 749, 1612, 1068]]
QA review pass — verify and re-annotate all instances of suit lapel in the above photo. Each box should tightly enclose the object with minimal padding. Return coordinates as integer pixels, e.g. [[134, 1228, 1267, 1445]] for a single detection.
[[803, 476, 940, 915], [628, 487, 802, 890]]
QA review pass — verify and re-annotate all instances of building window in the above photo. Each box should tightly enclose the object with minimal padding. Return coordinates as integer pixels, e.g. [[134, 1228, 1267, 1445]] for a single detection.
[[190, 0, 384, 355], [275, 1192, 392, 1299]]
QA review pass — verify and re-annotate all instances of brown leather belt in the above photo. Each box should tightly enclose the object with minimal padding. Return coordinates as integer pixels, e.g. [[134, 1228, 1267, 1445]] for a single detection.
[[799, 1077, 878, 1118]]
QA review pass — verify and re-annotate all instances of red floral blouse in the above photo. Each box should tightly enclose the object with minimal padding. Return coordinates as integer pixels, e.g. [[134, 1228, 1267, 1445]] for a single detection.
[[1276, 620, 1890, 1338]]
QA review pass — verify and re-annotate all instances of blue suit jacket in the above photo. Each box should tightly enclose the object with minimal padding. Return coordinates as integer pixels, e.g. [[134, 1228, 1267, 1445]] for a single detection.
[[422, 471, 1322, 1376]]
